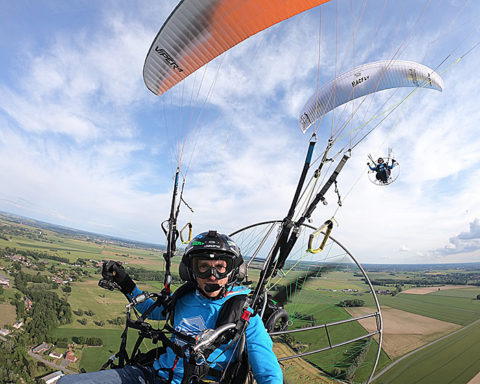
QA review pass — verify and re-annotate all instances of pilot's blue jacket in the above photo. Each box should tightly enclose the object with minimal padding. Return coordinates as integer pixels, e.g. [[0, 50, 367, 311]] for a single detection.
[[129, 285, 283, 384]]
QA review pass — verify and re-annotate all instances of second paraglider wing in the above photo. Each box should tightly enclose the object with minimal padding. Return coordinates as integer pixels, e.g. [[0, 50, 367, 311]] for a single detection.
[[299, 60, 444, 133]]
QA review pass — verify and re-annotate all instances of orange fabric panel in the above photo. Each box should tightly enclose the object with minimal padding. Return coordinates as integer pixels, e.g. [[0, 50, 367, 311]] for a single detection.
[[144, 0, 332, 95]]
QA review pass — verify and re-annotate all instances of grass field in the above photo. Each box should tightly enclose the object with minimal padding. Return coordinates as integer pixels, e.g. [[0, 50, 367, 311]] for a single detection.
[[378, 290, 480, 325], [50, 327, 158, 372], [0, 222, 167, 270], [347, 306, 461, 359], [61, 278, 165, 329], [266, 269, 389, 383], [0, 302, 17, 327], [372, 319, 480, 384]]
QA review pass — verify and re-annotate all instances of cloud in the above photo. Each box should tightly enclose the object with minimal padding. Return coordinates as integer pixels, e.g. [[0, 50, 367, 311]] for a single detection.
[[431, 218, 480, 256]]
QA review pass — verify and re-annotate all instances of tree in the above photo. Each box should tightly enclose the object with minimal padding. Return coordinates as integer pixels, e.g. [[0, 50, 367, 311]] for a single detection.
[[73, 336, 86, 345], [15, 300, 25, 319], [477, 294, 480, 300], [12, 262, 22, 271], [56, 339, 68, 348]]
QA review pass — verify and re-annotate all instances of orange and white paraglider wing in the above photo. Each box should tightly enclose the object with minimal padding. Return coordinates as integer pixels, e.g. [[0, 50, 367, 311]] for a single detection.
[[143, 0, 332, 96]]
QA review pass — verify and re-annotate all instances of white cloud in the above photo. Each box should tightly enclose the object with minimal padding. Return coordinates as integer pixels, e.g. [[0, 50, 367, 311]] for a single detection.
[[430, 218, 480, 256]]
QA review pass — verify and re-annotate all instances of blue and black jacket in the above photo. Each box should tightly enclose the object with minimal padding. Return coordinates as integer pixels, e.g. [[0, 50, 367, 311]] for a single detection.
[[369, 161, 395, 173], [127, 284, 283, 384]]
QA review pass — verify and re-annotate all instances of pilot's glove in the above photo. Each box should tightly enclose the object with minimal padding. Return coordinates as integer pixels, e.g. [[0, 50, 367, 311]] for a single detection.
[[102, 260, 135, 294]]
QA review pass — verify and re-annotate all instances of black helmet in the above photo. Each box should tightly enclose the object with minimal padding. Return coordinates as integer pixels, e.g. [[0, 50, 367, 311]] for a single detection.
[[180, 230, 244, 283], [377, 157, 384, 163]]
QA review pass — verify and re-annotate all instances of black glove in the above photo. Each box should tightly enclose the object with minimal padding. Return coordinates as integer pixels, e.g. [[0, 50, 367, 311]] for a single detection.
[[392, 159, 396, 163], [367, 162, 370, 166], [102, 260, 135, 294]]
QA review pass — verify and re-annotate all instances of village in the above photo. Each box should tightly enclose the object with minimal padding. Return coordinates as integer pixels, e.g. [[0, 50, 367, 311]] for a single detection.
[[0, 249, 106, 383]]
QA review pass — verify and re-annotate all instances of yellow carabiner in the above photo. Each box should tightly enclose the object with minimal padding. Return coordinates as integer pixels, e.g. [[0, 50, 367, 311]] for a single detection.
[[308, 220, 333, 254], [180, 222, 193, 244]]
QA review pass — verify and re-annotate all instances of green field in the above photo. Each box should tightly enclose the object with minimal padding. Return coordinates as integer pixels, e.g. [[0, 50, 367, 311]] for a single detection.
[[378, 290, 480, 325], [373, 319, 480, 384], [0, 302, 17, 327], [50, 327, 157, 372], [0, 218, 166, 270], [4, 214, 480, 383]]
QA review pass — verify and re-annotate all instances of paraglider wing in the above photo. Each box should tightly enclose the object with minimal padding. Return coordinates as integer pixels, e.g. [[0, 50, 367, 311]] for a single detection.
[[143, 0, 332, 96], [299, 60, 445, 132]]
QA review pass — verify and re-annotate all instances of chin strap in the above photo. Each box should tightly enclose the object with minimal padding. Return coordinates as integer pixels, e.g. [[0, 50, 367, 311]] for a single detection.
[[199, 283, 229, 300]]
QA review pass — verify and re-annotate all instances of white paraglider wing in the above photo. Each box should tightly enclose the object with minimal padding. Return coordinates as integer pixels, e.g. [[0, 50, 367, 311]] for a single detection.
[[299, 60, 444, 133]]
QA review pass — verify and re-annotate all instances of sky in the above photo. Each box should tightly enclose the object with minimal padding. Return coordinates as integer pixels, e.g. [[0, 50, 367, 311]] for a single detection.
[[0, 0, 480, 264]]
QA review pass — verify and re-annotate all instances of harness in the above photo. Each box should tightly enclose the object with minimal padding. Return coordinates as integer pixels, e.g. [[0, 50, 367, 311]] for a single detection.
[[102, 283, 254, 384]]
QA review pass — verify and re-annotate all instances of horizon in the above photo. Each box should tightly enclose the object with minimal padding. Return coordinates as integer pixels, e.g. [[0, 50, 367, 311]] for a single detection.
[[1, 1, 480, 264], [2, 210, 480, 268]]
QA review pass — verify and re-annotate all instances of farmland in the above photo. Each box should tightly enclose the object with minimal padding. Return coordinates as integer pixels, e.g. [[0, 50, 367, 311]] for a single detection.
[[0, 303, 16, 327], [378, 289, 480, 325], [1, 212, 480, 383], [372, 318, 480, 384]]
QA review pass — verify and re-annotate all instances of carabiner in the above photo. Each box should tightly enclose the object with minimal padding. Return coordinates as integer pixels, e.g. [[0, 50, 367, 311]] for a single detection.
[[180, 222, 193, 244], [307, 220, 333, 253]]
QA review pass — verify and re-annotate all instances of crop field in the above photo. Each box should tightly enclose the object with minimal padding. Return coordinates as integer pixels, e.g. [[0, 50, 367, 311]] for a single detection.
[[431, 286, 480, 299], [378, 290, 480, 325], [274, 343, 339, 384], [403, 285, 475, 295], [0, 303, 16, 327], [267, 268, 389, 383], [372, 319, 480, 384], [0, 220, 166, 270], [468, 372, 480, 384], [347, 306, 461, 359]]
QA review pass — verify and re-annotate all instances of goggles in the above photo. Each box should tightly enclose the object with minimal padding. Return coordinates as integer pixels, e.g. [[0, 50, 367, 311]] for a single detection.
[[191, 253, 235, 279]]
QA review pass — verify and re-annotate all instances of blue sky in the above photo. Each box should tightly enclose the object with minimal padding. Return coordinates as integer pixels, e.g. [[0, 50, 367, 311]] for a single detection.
[[1, 0, 480, 264]]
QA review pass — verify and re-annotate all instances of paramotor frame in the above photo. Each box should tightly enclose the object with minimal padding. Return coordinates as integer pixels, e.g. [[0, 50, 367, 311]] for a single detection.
[[367, 154, 400, 186], [230, 220, 383, 384]]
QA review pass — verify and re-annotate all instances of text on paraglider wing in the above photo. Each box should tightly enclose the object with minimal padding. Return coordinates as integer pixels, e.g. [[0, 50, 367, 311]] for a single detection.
[[408, 68, 418, 86], [155, 47, 184, 73], [351, 75, 369, 88]]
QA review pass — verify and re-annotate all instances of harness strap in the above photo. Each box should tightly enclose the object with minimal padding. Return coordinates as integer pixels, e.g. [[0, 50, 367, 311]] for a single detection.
[[138, 290, 169, 322]]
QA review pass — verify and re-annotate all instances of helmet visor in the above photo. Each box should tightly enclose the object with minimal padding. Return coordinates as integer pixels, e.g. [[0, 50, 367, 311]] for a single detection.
[[191, 253, 234, 279]]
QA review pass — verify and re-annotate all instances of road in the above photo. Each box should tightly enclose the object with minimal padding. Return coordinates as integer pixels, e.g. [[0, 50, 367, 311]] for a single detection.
[[28, 350, 77, 375]]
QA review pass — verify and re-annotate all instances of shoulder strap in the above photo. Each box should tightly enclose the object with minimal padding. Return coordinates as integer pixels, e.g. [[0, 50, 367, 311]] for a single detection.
[[163, 281, 196, 323], [214, 293, 251, 347], [215, 294, 249, 328]]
